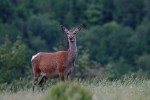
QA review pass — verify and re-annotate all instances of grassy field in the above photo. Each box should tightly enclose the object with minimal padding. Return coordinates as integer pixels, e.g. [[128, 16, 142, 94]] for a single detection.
[[0, 78, 150, 100]]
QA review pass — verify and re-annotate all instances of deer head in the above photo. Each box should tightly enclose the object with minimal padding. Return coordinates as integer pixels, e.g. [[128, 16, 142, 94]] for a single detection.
[[61, 25, 83, 43]]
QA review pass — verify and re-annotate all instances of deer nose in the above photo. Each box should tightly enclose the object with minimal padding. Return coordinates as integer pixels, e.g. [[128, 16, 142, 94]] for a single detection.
[[69, 36, 73, 40], [69, 36, 74, 42]]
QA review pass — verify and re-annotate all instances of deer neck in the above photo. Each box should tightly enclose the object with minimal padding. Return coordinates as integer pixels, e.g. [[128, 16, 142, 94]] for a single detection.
[[67, 40, 77, 66]]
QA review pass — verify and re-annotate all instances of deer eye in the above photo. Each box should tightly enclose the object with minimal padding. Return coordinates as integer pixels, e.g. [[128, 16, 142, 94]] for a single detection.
[[66, 32, 69, 34]]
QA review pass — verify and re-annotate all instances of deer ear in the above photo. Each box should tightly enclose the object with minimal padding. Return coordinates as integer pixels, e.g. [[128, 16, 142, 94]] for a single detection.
[[61, 25, 69, 33], [74, 24, 84, 33]]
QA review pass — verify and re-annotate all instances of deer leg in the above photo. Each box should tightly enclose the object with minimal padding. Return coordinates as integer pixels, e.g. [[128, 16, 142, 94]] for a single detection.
[[38, 76, 45, 87], [66, 71, 72, 81], [32, 75, 39, 92], [38, 76, 47, 91], [59, 73, 65, 81], [41, 76, 47, 91], [67, 73, 72, 81], [65, 67, 74, 81]]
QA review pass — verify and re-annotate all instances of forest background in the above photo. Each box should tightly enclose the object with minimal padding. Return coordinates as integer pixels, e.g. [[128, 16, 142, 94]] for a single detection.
[[0, 0, 150, 84]]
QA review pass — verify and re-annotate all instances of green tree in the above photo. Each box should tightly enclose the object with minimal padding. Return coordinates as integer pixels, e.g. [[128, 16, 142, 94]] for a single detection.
[[114, 0, 145, 28], [136, 54, 150, 73], [85, 4, 102, 25], [0, 35, 26, 83], [26, 15, 62, 51], [107, 58, 132, 80]]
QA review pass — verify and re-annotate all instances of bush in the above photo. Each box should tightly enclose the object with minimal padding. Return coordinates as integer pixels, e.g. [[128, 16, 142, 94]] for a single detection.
[[44, 82, 92, 100], [0, 35, 27, 83]]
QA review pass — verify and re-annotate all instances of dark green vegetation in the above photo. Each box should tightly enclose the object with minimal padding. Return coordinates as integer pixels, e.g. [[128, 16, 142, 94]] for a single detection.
[[44, 82, 92, 100], [0, 0, 150, 86]]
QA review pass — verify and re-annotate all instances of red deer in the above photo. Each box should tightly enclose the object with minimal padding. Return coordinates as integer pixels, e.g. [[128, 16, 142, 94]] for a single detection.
[[31, 25, 83, 91]]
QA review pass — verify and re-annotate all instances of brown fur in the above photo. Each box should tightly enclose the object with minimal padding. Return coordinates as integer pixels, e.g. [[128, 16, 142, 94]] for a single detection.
[[32, 51, 69, 79]]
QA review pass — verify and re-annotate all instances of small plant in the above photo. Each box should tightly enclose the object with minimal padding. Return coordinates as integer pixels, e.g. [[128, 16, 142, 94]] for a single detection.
[[44, 81, 92, 100]]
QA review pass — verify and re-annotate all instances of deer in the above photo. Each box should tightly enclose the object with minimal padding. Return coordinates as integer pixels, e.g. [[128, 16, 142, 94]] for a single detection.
[[31, 24, 83, 91]]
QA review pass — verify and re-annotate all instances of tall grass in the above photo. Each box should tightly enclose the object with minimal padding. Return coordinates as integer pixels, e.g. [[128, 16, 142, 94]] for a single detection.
[[0, 77, 150, 100], [88, 77, 150, 100]]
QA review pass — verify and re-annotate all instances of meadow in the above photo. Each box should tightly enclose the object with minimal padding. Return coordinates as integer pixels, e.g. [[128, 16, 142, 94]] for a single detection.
[[0, 77, 150, 100]]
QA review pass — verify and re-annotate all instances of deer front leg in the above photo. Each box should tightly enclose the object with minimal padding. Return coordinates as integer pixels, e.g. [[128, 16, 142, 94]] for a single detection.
[[66, 71, 72, 81], [67, 74, 72, 81], [59, 73, 65, 81], [65, 67, 74, 81]]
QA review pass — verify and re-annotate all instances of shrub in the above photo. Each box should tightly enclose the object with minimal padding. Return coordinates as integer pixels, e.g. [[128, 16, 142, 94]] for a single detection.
[[44, 82, 92, 100]]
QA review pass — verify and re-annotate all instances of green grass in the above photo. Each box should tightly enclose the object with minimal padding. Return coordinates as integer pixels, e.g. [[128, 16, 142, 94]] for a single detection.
[[89, 78, 150, 100], [0, 78, 150, 100]]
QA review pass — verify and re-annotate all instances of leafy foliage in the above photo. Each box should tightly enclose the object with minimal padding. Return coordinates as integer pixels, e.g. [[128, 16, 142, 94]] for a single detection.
[[0, 0, 150, 83], [0, 35, 26, 83], [44, 82, 92, 100]]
